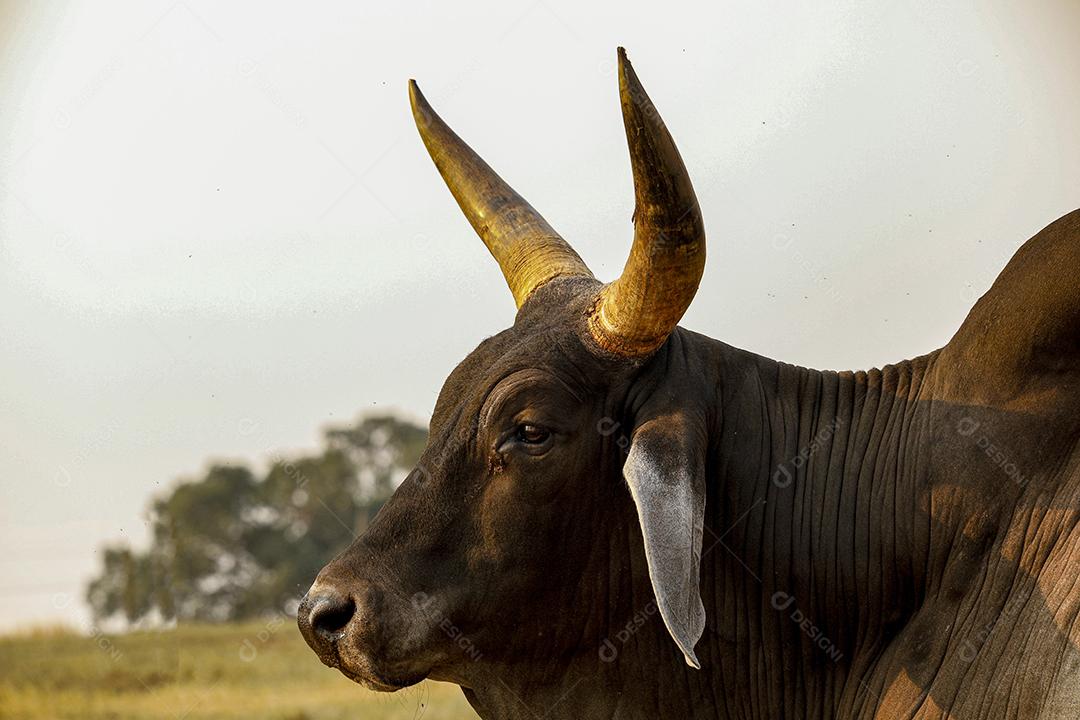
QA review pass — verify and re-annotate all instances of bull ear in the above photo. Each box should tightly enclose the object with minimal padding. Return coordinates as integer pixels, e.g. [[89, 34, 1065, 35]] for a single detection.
[[623, 412, 707, 669]]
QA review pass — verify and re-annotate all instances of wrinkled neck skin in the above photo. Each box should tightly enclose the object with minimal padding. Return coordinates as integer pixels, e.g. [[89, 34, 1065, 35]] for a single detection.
[[459, 331, 946, 720]]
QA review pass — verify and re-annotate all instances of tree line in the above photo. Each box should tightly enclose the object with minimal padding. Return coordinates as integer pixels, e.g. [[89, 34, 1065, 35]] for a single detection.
[[86, 414, 427, 626]]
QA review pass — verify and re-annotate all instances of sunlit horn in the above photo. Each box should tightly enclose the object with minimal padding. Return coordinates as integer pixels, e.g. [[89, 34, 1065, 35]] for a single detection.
[[587, 48, 706, 357], [409, 80, 593, 308]]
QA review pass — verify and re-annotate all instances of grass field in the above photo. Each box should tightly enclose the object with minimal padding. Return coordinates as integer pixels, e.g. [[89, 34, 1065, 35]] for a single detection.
[[0, 620, 479, 719]]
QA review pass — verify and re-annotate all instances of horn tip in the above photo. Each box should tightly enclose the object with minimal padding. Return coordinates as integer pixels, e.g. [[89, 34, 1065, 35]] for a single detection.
[[616, 47, 642, 98], [408, 79, 434, 128]]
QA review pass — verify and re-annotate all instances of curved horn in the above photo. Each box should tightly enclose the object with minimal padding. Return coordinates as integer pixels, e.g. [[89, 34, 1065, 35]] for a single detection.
[[587, 49, 706, 357], [409, 81, 593, 308]]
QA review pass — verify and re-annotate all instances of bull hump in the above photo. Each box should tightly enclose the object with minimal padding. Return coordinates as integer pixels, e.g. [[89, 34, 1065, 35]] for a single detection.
[[946, 209, 1080, 393]]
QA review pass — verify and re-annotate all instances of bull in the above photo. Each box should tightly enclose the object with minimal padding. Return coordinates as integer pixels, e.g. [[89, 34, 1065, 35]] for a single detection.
[[298, 49, 1080, 718]]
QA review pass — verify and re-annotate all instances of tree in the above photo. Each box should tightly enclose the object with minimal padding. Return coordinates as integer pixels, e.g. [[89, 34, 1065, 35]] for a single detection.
[[85, 546, 153, 624], [325, 415, 427, 499], [85, 414, 427, 626]]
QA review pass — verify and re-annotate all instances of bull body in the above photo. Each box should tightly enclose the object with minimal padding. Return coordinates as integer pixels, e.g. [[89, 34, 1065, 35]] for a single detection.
[[299, 50, 1080, 719]]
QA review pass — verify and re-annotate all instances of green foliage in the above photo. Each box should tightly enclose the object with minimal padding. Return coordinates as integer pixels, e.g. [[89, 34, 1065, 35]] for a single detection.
[[325, 415, 428, 499], [85, 547, 154, 624], [85, 415, 427, 626]]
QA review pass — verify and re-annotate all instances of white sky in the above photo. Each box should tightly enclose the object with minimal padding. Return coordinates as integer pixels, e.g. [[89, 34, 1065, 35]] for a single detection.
[[1, 0, 1078, 631]]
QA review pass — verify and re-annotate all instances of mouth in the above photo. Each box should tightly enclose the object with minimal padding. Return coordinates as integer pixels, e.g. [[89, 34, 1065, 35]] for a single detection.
[[317, 643, 429, 692], [339, 662, 429, 692]]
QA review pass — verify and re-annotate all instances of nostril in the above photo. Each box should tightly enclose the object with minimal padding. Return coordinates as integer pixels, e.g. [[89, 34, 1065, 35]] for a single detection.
[[308, 594, 356, 640]]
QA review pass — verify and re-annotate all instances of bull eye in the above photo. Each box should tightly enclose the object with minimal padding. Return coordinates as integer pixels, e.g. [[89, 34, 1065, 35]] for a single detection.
[[516, 424, 551, 445]]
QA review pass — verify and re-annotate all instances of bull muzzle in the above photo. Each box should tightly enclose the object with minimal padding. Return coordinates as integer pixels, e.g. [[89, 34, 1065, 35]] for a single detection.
[[297, 569, 437, 692]]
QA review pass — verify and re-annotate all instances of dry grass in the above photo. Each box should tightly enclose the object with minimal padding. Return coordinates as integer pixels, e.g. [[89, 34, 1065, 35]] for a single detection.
[[0, 620, 478, 719], [1, 622, 79, 640]]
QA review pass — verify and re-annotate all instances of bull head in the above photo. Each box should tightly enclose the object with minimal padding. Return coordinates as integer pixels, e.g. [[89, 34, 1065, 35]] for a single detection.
[[298, 47, 710, 696]]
